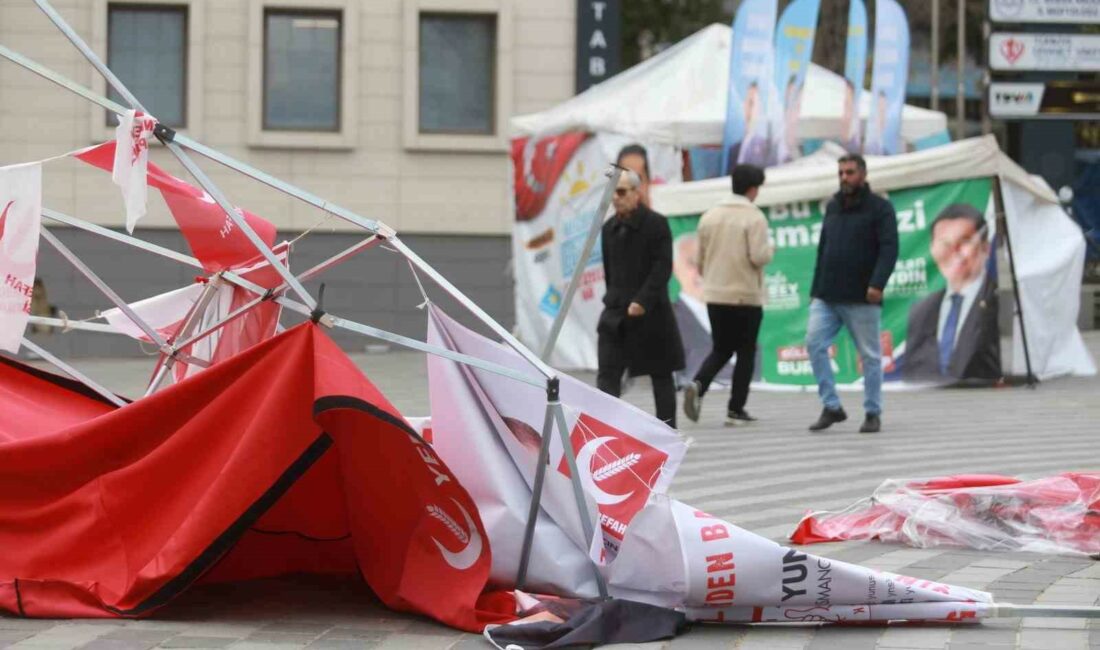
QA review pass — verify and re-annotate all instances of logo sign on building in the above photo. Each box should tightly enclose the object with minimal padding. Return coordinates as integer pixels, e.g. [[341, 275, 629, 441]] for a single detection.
[[990, 81, 1100, 118], [990, 0, 1100, 24], [575, 0, 621, 94], [989, 82, 1045, 117], [990, 32, 1100, 71]]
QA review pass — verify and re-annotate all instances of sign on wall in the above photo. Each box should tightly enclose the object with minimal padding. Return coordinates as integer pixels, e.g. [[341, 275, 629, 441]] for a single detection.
[[990, 0, 1100, 24], [990, 33, 1100, 71], [990, 81, 1100, 119], [576, 0, 621, 94]]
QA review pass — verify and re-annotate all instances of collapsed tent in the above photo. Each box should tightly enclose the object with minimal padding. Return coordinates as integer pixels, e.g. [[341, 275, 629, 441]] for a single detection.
[[0, 323, 512, 631], [791, 473, 1100, 556]]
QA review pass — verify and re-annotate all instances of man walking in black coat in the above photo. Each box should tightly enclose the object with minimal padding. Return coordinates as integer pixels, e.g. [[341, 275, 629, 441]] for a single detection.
[[806, 154, 898, 434], [597, 169, 685, 427]]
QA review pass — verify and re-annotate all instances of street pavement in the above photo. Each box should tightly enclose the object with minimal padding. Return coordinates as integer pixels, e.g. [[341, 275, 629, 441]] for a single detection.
[[4, 330, 1100, 650]]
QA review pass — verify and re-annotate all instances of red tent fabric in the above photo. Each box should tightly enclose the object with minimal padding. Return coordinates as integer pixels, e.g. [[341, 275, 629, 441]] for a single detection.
[[0, 324, 514, 631]]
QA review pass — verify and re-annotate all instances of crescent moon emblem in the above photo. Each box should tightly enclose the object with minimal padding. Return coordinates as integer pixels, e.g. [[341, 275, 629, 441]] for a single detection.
[[429, 499, 483, 571], [576, 436, 635, 505]]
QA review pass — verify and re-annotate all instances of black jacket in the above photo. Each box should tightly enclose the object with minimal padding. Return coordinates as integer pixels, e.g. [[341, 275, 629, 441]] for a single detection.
[[810, 184, 899, 303], [598, 204, 685, 377], [903, 273, 1002, 382]]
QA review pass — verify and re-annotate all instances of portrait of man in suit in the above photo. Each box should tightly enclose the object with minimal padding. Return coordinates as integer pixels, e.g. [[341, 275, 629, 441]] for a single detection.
[[903, 203, 1002, 383], [671, 232, 724, 385]]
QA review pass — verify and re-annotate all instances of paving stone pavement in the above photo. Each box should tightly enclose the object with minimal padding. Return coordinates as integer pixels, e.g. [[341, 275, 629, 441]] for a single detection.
[[4, 331, 1100, 649]]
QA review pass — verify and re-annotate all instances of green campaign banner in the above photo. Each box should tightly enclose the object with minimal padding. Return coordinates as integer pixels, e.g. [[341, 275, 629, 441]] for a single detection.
[[667, 177, 994, 386]]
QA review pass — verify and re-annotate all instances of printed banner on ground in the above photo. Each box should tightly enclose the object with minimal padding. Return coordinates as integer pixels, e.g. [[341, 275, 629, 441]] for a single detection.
[[667, 177, 1001, 386]]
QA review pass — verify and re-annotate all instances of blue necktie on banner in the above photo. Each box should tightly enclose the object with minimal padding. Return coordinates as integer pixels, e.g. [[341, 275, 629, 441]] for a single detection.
[[939, 293, 963, 375]]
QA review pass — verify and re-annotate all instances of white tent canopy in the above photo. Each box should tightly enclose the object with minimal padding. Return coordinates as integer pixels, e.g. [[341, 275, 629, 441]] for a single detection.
[[651, 135, 1096, 381], [651, 136, 1056, 214], [510, 23, 948, 148]]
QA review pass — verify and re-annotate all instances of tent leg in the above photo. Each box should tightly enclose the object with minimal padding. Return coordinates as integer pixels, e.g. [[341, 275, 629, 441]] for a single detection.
[[515, 403, 556, 590], [20, 337, 126, 407], [993, 177, 1038, 387], [145, 274, 223, 396], [540, 165, 621, 361], [549, 397, 609, 598], [31, 0, 316, 312]]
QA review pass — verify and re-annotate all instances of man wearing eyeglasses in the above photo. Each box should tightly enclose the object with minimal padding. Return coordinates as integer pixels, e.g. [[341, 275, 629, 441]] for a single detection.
[[903, 203, 1001, 382], [597, 169, 684, 428], [806, 154, 898, 434]]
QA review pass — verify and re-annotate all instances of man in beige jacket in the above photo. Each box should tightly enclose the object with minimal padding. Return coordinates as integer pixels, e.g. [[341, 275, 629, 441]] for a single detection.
[[683, 165, 774, 425]]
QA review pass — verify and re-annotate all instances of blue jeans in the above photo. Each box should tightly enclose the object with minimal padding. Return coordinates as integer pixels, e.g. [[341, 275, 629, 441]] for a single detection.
[[805, 299, 883, 415]]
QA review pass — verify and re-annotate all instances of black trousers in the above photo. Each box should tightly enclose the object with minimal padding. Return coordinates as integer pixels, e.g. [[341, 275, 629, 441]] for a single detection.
[[693, 304, 764, 412], [596, 367, 677, 428]]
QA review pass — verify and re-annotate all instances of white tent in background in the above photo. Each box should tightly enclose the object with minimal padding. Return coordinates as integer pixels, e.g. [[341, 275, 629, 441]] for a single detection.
[[651, 136, 1097, 381], [510, 23, 948, 149]]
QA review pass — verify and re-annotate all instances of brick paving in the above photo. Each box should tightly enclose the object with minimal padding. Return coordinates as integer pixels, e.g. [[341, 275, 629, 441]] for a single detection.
[[3, 331, 1099, 649]]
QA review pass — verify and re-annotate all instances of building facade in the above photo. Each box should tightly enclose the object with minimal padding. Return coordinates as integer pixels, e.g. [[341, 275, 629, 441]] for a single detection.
[[0, 0, 577, 355]]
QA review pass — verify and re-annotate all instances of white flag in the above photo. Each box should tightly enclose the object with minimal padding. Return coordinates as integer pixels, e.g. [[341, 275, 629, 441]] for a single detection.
[[112, 110, 156, 232], [0, 163, 42, 353]]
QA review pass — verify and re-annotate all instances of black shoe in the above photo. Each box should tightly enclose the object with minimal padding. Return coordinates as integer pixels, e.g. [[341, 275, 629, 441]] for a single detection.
[[683, 381, 702, 423], [808, 407, 847, 431], [859, 414, 881, 433], [724, 409, 757, 426]]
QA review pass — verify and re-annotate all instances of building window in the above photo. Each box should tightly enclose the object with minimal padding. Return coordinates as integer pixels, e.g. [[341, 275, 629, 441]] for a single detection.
[[106, 4, 187, 127], [263, 9, 342, 132], [418, 13, 496, 135]]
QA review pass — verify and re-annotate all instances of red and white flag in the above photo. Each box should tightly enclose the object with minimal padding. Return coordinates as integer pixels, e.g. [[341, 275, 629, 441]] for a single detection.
[[0, 163, 42, 353], [77, 141, 277, 272], [111, 110, 157, 233]]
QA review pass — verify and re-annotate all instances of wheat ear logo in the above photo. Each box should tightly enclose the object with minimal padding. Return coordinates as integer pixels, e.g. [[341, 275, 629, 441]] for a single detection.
[[426, 499, 482, 571]]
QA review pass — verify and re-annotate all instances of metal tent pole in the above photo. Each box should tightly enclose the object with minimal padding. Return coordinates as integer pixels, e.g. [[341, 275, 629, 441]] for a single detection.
[[40, 227, 168, 350], [515, 403, 556, 589], [40, 210, 547, 389], [992, 176, 1037, 386], [2, 43, 551, 386], [541, 165, 621, 361], [30, 0, 316, 311], [550, 398, 608, 598], [27, 316, 119, 335], [144, 274, 224, 396], [19, 337, 127, 407]]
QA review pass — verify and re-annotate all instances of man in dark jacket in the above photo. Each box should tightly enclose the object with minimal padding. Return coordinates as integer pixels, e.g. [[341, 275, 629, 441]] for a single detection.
[[806, 154, 898, 434], [598, 169, 685, 427]]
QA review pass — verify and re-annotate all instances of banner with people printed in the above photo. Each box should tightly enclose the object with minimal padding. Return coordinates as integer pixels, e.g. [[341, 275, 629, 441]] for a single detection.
[[667, 177, 1001, 386]]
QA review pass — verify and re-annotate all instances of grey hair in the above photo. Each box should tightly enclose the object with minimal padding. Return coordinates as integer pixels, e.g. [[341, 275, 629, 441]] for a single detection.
[[620, 169, 643, 189]]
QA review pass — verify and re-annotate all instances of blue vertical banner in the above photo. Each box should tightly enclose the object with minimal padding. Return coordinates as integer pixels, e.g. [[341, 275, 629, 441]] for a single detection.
[[842, 0, 868, 153], [770, 0, 821, 165], [866, 0, 909, 155], [721, 0, 778, 174]]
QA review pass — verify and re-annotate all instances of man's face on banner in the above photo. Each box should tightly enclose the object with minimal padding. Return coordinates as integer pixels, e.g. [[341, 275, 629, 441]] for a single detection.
[[840, 84, 855, 142], [743, 82, 760, 131], [672, 234, 704, 301], [931, 217, 990, 291]]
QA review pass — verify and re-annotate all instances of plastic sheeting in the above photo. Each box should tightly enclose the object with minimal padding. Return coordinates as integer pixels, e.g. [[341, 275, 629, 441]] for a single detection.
[[791, 474, 1100, 556]]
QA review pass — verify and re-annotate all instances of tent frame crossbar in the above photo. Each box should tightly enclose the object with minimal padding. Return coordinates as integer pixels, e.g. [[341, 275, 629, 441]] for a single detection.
[[18, 336, 127, 407], [7, 0, 608, 594]]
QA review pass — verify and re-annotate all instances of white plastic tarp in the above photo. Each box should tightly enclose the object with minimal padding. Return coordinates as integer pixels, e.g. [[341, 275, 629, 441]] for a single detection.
[[510, 24, 947, 149]]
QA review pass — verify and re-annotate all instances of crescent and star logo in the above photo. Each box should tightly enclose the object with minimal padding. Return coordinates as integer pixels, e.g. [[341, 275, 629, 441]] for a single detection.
[[426, 499, 483, 571], [576, 436, 637, 505]]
